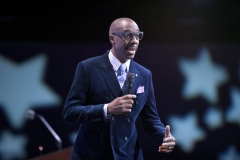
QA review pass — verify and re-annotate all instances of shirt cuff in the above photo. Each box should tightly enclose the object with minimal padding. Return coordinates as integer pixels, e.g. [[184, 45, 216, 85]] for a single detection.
[[103, 104, 112, 119]]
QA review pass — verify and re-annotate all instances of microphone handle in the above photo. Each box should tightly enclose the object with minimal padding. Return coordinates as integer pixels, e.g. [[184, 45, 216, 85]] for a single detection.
[[37, 114, 62, 150], [128, 83, 133, 94]]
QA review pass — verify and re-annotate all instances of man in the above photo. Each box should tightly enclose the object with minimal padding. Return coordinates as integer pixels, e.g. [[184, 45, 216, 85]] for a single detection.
[[63, 17, 175, 160]]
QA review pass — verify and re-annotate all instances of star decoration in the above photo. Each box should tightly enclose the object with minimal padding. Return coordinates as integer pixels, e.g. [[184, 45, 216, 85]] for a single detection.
[[0, 54, 61, 129], [218, 145, 240, 160], [226, 87, 240, 125], [0, 130, 27, 160], [168, 112, 206, 152], [203, 106, 223, 129], [179, 47, 228, 104]]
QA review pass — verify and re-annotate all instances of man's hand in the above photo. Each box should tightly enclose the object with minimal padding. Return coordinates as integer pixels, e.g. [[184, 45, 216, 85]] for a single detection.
[[107, 94, 136, 115], [158, 125, 176, 153]]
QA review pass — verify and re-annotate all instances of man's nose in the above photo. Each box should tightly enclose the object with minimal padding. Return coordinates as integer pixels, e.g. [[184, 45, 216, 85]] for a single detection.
[[130, 35, 139, 43]]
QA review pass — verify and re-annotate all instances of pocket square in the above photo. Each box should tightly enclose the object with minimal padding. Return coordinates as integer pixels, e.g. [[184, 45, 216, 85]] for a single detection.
[[137, 86, 144, 93]]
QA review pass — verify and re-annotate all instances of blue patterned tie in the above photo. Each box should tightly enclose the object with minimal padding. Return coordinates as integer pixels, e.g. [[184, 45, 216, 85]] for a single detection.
[[117, 64, 127, 83]]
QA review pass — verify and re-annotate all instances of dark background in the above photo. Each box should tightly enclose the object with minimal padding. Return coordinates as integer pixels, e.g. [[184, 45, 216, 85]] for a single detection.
[[1, 0, 240, 160], [1, 0, 240, 42]]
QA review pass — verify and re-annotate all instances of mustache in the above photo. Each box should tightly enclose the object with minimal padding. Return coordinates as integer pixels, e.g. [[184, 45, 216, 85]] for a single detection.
[[126, 45, 138, 50]]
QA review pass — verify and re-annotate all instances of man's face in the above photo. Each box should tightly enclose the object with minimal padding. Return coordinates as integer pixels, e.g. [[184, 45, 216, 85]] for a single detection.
[[111, 20, 141, 63]]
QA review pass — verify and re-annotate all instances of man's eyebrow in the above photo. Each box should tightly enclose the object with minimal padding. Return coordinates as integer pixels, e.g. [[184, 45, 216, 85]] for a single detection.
[[123, 29, 140, 32]]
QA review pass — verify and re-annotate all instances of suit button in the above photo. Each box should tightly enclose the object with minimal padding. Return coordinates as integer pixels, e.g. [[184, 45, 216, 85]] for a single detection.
[[136, 100, 138, 104], [125, 137, 128, 140], [112, 116, 115, 120], [106, 97, 109, 100], [127, 118, 130, 122]]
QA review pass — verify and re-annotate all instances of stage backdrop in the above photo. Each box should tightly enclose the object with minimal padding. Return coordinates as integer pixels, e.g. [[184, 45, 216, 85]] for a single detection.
[[0, 41, 240, 160]]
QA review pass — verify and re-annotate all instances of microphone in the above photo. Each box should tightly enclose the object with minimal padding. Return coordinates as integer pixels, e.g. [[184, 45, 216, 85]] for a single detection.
[[127, 73, 136, 94], [26, 110, 62, 150]]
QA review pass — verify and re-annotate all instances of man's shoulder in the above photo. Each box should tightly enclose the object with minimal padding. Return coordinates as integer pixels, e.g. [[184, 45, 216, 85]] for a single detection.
[[131, 60, 151, 74], [83, 55, 103, 63], [79, 51, 109, 65]]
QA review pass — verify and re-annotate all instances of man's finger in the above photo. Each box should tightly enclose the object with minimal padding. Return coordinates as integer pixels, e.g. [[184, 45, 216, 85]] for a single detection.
[[125, 104, 133, 109], [158, 145, 172, 153], [125, 108, 132, 113], [164, 136, 175, 142], [162, 142, 175, 146], [123, 94, 136, 99], [165, 125, 170, 137], [126, 99, 134, 104]]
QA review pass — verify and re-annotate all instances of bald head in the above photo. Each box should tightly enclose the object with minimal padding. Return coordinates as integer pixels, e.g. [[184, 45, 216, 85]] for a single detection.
[[109, 18, 138, 36]]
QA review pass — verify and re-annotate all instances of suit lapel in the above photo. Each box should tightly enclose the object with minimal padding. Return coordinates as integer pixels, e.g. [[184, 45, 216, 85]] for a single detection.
[[98, 52, 123, 98]]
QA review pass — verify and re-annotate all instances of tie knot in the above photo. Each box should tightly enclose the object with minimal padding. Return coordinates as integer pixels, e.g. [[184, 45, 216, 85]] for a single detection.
[[119, 64, 126, 72]]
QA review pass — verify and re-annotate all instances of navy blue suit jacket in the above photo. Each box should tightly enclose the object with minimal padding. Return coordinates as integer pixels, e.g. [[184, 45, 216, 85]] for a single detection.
[[63, 50, 166, 160]]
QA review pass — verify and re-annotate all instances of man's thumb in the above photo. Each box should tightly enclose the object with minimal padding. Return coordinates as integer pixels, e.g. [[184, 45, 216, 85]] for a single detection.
[[165, 125, 170, 137]]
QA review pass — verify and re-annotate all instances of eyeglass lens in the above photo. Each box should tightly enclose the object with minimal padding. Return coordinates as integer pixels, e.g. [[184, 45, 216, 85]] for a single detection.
[[123, 32, 143, 41]]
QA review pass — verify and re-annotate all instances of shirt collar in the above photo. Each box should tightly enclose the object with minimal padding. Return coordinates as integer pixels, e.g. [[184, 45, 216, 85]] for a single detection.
[[108, 50, 130, 72]]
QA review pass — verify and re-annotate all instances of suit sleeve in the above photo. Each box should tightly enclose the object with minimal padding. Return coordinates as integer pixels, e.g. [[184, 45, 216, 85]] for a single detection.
[[139, 72, 166, 143], [62, 62, 105, 124]]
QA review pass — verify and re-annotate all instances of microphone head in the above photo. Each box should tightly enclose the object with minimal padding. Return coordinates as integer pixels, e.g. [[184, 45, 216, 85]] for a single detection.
[[26, 110, 36, 120], [127, 73, 135, 83]]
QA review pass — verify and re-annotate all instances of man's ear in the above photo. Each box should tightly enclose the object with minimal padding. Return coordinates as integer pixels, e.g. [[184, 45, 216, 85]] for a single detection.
[[109, 36, 114, 45]]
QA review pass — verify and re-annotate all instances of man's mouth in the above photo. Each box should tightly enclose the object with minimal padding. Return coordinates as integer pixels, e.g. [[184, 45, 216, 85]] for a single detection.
[[127, 47, 137, 53]]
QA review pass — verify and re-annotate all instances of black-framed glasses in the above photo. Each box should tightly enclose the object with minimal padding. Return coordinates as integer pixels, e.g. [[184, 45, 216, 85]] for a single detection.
[[112, 31, 144, 41]]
